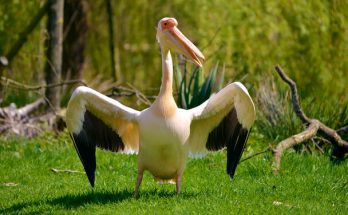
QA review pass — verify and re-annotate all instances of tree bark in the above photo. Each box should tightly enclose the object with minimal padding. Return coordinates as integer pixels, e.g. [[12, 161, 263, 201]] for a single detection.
[[45, 0, 64, 110], [61, 0, 88, 104], [62, 0, 88, 81]]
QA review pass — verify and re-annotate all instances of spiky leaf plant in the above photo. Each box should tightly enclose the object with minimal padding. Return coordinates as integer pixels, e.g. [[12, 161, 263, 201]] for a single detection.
[[174, 62, 224, 109]]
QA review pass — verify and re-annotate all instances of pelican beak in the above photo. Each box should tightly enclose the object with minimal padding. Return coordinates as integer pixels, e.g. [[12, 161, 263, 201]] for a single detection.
[[164, 26, 205, 67]]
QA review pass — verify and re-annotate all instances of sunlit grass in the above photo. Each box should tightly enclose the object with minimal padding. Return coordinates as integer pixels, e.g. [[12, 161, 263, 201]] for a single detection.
[[0, 133, 347, 214]]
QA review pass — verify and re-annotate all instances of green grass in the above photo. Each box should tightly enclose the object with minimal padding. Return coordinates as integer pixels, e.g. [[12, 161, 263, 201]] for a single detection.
[[0, 133, 347, 214]]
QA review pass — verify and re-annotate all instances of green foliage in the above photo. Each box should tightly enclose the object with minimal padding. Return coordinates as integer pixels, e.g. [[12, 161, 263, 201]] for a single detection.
[[174, 62, 224, 109], [0, 88, 40, 107], [0, 0, 44, 82], [1, 0, 348, 106], [0, 134, 347, 213]]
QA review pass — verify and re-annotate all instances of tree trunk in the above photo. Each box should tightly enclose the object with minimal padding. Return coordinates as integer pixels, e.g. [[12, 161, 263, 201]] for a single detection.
[[45, 0, 64, 110], [62, 0, 88, 81], [61, 0, 88, 104]]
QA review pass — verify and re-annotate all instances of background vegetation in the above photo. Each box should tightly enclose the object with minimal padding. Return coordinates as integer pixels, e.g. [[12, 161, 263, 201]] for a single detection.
[[1, 0, 347, 93], [0, 0, 347, 213], [1, 0, 347, 141]]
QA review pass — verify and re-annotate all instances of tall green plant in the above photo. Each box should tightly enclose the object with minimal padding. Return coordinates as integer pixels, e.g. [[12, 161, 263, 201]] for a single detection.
[[174, 62, 224, 109]]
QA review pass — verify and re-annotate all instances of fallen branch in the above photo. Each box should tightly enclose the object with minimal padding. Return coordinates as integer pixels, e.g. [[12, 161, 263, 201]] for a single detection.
[[0, 98, 46, 136], [2, 182, 18, 187], [108, 85, 157, 106], [274, 66, 309, 124], [17, 98, 46, 116], [51, 168, 83, 174], [0, 98, 45, 119], [337, 125, 348, 136], [272, 121, 319, 172], [0, 77, 155, 137], [311, 138, 325, 154], [1, 76, 157, 106], [1, 76, 86, 91], [272, 65, 348, 175], [0, 98, 62, 137], [240, 147, 271, 163]]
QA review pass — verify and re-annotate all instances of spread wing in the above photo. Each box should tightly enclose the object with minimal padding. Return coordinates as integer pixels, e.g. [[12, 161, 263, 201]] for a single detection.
[[65, 86, 140, 186], [188, 82, 255, 179]]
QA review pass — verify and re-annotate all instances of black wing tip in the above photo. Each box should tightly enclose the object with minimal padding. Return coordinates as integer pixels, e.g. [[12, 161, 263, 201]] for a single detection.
[[87, 173, 95, 187], [227, 165, 237, 180], [228, 173, 234, 180], [205, 108, 251, 179], [226, 127, 250, 179], [71, 132, 97, 187], [69, 109, 125, 188]]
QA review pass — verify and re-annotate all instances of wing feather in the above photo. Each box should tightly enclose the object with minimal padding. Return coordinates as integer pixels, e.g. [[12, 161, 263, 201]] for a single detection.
[[188, 82, 255, 178], [66, 86, 140, 186]]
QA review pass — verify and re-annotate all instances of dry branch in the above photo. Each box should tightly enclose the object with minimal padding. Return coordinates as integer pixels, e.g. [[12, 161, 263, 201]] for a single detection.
[[108, 85, 157, 106], [318, 122, 348, 151], [337, 126, 348, 136], [240, 147, 271, 163], [0, 99, 45, 119], [272, 121, 320, 173], [17, 99, 46, 116], [0, 76, 154, 137], [0, 98, 47, 137], [2, 182, 18, 187], [51, 168, 83, 174], [1, 75, 157, 105], [1, 76, 86, 91], [274, 66, 309, 124], [311, 138, 325, 154], [0, 77, 83, 137], [272, 65, 348, 175]]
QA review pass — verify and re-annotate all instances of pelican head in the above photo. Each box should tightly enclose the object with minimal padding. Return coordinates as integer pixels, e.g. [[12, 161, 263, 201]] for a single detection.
[[156, 17, 205, 67]]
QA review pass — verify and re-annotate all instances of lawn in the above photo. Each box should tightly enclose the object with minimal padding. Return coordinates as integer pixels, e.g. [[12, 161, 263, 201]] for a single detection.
[[0, 133, 347, 214]]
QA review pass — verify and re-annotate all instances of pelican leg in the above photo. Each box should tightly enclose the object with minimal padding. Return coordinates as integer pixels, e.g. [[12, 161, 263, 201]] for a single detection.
[[134, 169, 144, 198], [176, 174, 182, 195]]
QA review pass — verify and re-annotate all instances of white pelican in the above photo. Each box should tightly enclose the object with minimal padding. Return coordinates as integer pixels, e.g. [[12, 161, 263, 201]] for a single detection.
[[66, 17, 255, 196]]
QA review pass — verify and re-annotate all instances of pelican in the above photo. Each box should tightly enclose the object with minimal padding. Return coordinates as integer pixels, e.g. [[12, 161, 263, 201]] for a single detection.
[[66, 17, 255, 196]]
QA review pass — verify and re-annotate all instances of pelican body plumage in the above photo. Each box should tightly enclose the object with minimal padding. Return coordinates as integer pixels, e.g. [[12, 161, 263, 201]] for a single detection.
[[66, 17, 256, 196]]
